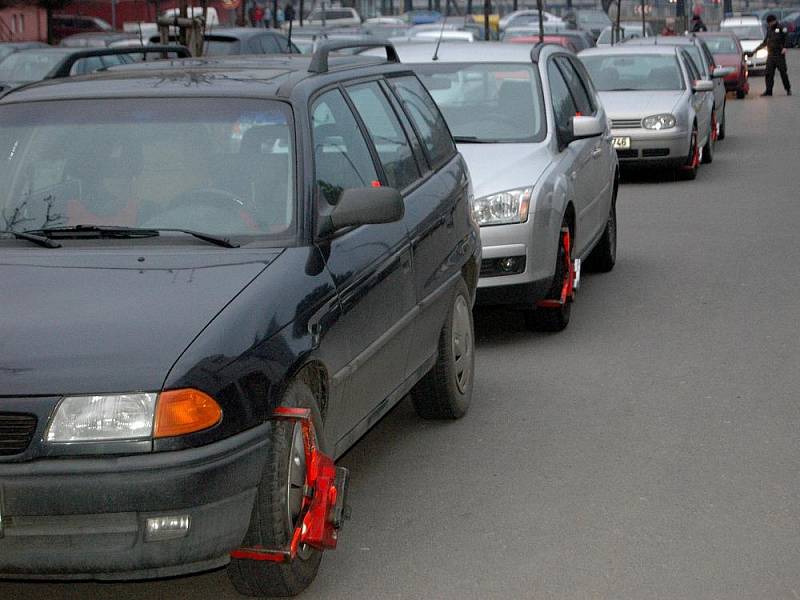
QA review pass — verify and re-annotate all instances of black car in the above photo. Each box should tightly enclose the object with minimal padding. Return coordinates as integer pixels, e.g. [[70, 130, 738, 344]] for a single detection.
[[0, 41, 480, 595], [150, 27, 299, 55]]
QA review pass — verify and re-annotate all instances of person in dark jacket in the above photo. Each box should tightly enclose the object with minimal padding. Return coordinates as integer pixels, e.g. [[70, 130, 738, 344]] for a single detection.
[[748, 14, 791, 96], [691, 15, 708, 32]]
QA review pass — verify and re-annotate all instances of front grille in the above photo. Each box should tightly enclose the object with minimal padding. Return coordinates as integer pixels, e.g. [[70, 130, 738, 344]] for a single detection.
[[0, 413, 37, 456], [616, 149, 638, 159], [642, 148, 670, 157], [611, 119, 642, 129]]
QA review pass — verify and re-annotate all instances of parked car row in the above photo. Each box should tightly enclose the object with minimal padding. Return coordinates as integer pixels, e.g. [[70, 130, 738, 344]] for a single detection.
[[0, 25, 753, 595]]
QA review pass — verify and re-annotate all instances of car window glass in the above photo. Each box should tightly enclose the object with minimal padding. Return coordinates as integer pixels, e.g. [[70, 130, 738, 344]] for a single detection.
[[259, 34, 281, 53], [0, 98, 296, 240], [682, 50, 700, 81], [389, 75, 455, 168], [555, 56, 595, 116], [547, 60, 578, 144], [347, 82, 420, 190], [311, 89, 379, 205], [70, 55, 104, 76], [580, 54, 684, 91]]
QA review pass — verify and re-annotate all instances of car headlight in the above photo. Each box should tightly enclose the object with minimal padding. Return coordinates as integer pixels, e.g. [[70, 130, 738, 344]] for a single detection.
[[756, 48, 768, 59], [472, 187, 533, 226], [642, 113, 676, 130], [47, 389, 222, 442]]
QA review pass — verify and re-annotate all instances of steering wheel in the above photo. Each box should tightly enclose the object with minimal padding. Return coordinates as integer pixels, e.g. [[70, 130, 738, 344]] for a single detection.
[[166, 187, 265, 229]]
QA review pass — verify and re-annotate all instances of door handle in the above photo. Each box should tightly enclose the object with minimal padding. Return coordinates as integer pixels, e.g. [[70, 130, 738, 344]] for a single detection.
[[591, 147, 603, 159]]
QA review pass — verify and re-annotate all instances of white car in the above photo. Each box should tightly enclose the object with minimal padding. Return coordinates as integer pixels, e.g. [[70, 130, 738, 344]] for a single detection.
[[720, 17, 767, 73], [499, 9, 563, 31], [304, 7, 361, 27]]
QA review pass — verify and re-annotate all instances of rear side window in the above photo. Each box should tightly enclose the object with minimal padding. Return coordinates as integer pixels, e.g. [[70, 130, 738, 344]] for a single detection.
[[554, 56, 595, 116], [389, 75, 455, 169], [311, 89, 379, 205], [347, 82, 420, 190]]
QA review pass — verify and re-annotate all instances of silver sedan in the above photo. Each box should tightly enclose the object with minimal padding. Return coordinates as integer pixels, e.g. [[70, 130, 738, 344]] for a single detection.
[[579, 44, 715, 180]]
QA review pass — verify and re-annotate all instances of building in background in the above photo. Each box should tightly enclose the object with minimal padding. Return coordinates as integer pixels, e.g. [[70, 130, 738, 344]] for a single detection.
[[0, 5, 47, 42]]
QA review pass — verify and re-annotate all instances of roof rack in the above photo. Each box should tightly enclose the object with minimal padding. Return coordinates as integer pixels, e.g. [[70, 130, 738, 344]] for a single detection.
[[308, 40, 399, 74], [50, 45, 191, 79]]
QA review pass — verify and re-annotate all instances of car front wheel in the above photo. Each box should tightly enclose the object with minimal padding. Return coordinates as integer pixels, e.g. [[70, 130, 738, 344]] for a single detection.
[[410, 279, 474, 419], [228, 381, 326, 597]]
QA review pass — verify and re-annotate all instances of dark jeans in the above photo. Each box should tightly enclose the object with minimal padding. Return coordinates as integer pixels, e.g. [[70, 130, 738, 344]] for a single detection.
[[765, 54, 791, 93]]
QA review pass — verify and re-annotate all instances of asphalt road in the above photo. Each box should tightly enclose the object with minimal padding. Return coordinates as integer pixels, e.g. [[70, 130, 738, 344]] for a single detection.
[[3, 55, 799, 600]]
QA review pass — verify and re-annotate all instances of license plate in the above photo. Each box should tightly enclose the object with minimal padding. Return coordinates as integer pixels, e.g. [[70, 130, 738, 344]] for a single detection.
[[612, 137, 631, 150]]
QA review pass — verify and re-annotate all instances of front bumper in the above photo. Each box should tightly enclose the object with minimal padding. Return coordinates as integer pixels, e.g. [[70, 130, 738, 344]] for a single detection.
[[610, 128, 689, 166], [746, 55, 767, 72], [0, 424, 268, 580], [475, 216, 557, 306]]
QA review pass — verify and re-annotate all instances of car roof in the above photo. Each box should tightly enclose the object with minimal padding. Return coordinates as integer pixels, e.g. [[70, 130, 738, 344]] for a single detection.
[[369, 41, 555, 63], [0, 53, 407, 104], [625, 36, 697, 46], [10, 47, 74, 57], [580, 44, 680, 57]]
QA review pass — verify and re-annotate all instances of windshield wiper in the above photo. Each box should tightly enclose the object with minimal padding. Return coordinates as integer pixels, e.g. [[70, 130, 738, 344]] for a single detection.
[[26, 225, 240, 248], [453, 136, 501, 143], [0, 229, 61, 248]]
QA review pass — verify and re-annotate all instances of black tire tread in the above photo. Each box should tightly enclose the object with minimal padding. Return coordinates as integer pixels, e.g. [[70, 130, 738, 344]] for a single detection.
[[410, 279, 473, 420]]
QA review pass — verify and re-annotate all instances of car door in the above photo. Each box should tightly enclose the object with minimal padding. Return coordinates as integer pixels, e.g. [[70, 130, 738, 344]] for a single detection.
[[681, 50, 712, 144], [310, 88, 415, 450], [555, 55, 613, 253], [547, 57, 594, 258], [385, 74, 473, 381]]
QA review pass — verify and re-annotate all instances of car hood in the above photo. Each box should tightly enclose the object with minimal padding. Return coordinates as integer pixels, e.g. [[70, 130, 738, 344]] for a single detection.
[[0, 248, 281, 396], [598, 90, 685, 120], [457, 143, 552, 199], [739, 39, 761, 51]]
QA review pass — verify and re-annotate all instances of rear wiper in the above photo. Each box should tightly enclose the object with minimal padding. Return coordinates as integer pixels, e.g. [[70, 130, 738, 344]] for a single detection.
[[0, 229, 61, 248], [26, 225, 239, 248]]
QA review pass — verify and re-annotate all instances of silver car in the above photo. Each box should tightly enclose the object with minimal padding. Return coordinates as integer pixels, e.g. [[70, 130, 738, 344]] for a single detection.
[[371, 42, 619, 331], [579, 44, 715, 180], [625, 36, 733, 140]]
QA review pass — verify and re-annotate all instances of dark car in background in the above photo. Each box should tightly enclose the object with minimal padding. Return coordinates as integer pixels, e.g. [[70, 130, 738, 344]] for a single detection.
[[150, 27, 298, 55], [50, 14, 113, 45], [0, 42, 479, 596]]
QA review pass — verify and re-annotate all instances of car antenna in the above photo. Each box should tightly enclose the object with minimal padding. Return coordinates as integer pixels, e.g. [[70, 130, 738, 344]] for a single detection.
[[432, 14, 448, 61], [537, 0, 545, 44]]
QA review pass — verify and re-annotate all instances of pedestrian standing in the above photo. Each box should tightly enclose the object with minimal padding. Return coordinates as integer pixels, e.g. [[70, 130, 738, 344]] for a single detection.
[[253, 3, 265, 27], [748, 14, 792, 96], [690, 14, 708, 32], [661, 18, 677, 36]]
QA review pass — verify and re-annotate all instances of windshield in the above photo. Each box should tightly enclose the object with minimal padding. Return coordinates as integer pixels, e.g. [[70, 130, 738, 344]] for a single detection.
[[0, 52, 62, 83], [414, 63, 546, 143], [204, 38, 242, 56], [722, 25, 764, 39], [582, 54, 684, 91], [701, 36, 738, 53], [597, 27, 642, 44], [0, 99, 296, 241]]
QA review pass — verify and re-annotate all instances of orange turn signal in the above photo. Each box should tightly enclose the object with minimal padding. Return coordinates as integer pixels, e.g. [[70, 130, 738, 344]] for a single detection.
[[153, 388, 222, 439]]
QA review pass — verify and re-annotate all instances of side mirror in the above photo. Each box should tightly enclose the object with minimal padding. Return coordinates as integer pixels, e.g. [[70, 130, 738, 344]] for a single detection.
[[329, 187, 404, 232], [571, 114, 605, 140], [692, 79, 714, 92], [713, 66, 734, 78]]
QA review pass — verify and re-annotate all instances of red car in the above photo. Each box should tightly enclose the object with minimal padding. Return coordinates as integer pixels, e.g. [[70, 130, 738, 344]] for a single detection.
[[508, 35, 579, 53], [696, 31, 750, 99]]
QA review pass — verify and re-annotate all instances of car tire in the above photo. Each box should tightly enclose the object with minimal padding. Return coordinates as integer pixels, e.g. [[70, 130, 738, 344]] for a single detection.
[[718, 101, 727, 140], [702, 110, 715, 164], [524, 220, 572, 332], [228, 380, 326, 598], [410, 279, 474, 420], [677, 125, 699, 181], [585, 192, 617, 273], [736, 88, 746, 99]]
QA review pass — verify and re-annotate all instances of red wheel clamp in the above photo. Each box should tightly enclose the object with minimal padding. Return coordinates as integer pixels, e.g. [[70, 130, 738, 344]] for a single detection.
[[231, 406, 351, 563], [537, 227, 580, 309]]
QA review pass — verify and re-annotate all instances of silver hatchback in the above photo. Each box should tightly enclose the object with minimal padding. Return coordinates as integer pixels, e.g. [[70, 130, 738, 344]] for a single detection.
[[376, 42, 619, 331]]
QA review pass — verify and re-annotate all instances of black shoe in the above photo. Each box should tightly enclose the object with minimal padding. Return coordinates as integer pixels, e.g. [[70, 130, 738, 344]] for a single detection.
[[761, 91, 773, 96], [788, 89, 793, 96]]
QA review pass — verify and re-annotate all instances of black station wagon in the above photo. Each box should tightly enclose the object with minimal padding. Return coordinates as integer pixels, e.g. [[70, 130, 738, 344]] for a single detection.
[[0, 41, 480, 596]]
